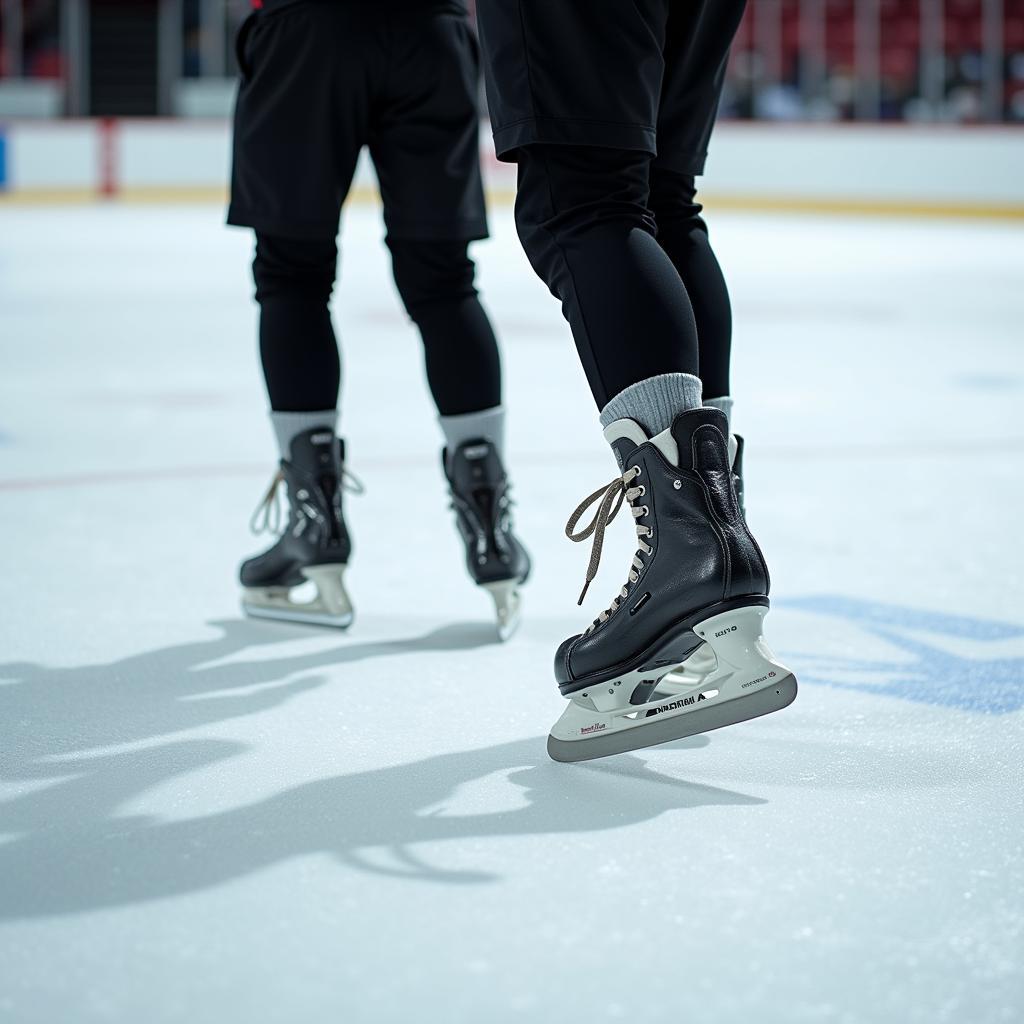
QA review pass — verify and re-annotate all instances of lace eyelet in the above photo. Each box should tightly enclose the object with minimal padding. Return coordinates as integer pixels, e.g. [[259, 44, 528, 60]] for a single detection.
[[642, 505, 650, 517], [637, 485, 646, 497], [631, 465, 641, 478]]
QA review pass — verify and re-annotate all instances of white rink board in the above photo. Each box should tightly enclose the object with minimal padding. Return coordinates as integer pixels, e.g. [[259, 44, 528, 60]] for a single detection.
[[1, 119, 1022, 210], [0, 201, 1021, 1024]]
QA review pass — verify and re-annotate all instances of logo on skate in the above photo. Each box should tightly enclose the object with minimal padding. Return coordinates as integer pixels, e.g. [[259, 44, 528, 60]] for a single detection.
[[580, 722, 607, 735], [741, 670, 776, 689], [645, 691, 712, 717], [715, 625, 738, 638]]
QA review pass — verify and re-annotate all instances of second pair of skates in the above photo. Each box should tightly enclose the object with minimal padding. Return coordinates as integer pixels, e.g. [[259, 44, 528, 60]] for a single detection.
[[547, 407, 797, 762], [239, 428, 530, 640]]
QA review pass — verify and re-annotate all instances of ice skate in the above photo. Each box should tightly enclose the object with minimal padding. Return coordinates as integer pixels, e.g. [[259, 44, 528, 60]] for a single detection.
[[547, 408, 795, 763], [240, 427, 360, 628], [445, 439, 531, 641]]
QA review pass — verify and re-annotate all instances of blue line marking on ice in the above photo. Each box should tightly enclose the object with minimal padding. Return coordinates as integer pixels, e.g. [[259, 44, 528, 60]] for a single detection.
[[780, 595, 1024, 714], [0, 128, 7, 190]]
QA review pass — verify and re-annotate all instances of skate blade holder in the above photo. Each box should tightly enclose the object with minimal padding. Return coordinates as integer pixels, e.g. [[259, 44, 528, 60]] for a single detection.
[[547, 605, 797, 763], [242, 564, 354, 629], [482, 579, 522, 642]]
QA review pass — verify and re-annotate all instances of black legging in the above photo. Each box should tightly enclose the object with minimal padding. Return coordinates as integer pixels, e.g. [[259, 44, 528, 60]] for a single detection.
[[514, 144, 732, 408], [252, 233, 502, 415]]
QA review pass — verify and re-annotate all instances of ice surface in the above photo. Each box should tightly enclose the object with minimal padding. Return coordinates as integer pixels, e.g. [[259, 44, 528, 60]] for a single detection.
[[0, 200, 1022, 1023]]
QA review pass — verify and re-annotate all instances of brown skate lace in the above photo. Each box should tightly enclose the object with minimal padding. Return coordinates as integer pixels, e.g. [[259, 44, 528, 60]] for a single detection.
[[565, 465, 652, 633], [249, 467, 365, 536]]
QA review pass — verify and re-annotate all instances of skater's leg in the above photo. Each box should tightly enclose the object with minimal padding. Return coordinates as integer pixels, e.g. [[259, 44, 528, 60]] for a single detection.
[[387, 237, 528, 632], [387, 237, 501, 415], [648, 167, 732, 404], [252, 233, 341, 452], [514, 144, 700, 412], [652, 0, 748, 425], [369, 9, 530, 636], [227, 3, 377, 628]]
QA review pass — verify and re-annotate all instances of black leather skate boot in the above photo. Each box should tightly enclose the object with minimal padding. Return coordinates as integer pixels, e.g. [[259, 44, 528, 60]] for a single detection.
[[547, 407, 795, 761], [240, 427, 356, 627], [444, 439, 531, 640]]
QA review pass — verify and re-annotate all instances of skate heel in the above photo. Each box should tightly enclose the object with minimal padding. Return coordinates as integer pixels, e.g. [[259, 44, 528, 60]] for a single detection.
[[242, 564, 354, 629]]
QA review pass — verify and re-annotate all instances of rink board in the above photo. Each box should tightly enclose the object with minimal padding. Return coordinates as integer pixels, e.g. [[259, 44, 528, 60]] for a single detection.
[[0, 119, 1023, 218]]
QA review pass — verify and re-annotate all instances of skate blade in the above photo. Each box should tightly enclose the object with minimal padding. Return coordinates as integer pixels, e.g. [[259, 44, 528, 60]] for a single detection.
[[241, 564, 353, 630], [547, 604, 796, 763], [547, 673, 797, 763], [482, 579, 521, 642]]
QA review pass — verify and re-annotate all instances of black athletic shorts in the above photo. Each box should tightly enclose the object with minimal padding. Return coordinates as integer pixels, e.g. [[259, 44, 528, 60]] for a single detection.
[[228, 0, 488, 241], [475, 0, 746, 173]]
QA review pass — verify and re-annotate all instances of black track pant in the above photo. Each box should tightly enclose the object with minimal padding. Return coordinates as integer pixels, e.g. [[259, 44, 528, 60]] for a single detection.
[[252, 233, 501, 415], [514, 145, 731, 408]]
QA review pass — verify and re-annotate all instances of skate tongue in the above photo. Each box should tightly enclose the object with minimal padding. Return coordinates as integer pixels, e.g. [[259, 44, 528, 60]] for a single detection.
[[670, 407, 729, 472], [603, 416, 683, 469]]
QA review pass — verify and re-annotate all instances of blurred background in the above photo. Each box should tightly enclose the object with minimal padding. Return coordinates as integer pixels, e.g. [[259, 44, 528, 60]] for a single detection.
[[1, 0, 1023, 122], [0, 0, 1021, 211]]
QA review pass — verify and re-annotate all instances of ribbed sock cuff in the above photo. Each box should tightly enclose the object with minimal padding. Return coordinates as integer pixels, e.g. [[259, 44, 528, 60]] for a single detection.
[[440, 406, 505, 465], [271, 409, 338, 459], [598, 373, 703, 435], [704, 395, 734, 430]]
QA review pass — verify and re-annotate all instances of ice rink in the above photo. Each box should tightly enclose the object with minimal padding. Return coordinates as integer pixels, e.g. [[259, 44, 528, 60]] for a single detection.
[[1, 199, 1022, 1023]]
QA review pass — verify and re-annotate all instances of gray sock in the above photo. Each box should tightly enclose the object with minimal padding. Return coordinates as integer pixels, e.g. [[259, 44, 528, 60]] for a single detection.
[[704, 395, 734, 430], [598, 372, 703, 436], [440, 406, 506, 465], [271, 409, 338, 459]]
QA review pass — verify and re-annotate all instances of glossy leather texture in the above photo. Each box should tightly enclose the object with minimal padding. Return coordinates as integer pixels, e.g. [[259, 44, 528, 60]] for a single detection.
[[445, 440, 531, 586]]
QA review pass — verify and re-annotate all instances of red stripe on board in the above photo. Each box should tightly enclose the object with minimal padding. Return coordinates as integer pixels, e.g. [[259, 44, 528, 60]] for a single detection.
[[99, 118, 118, 198]]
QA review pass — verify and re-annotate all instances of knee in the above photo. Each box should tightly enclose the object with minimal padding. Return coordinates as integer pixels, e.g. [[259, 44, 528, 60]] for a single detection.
[[514, 144, 655, 268], [648, 167, 706, 234], [387, 238, 477, 322], [253, 233, 338, 304]]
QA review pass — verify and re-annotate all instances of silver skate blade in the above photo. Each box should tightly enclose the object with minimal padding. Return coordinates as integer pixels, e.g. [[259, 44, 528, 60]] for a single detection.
[[482, 580, 521, 642], [547, 673, 797, 763], [241, 601, 354, 629], [241, 564, 353, 630]]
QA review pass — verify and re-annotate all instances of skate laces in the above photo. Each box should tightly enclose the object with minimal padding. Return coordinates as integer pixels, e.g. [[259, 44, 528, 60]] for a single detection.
[[249, 466, 364, 536], [565, 465, 652, 631]]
